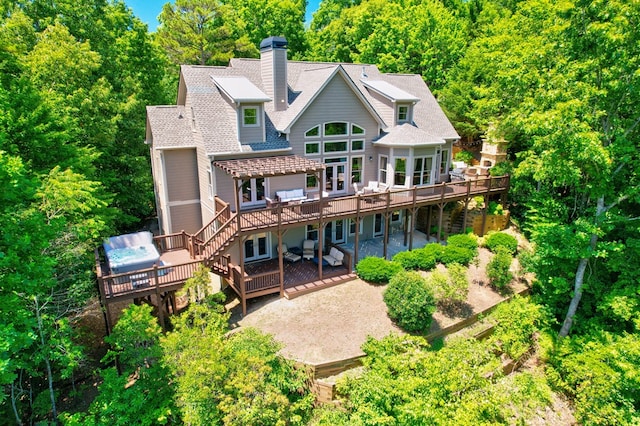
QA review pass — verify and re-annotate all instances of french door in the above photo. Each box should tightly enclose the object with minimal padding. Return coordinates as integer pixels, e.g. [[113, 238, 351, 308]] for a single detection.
[[240, 177, 266, 207], [325, 220, 346, 244], [324, 158, 347, 196]]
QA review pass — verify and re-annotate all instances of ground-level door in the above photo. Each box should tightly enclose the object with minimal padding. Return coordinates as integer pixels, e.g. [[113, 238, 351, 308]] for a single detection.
[[325, 220, 346, 245], [324, 158, 347, 196], [244, 232, 270, 262]]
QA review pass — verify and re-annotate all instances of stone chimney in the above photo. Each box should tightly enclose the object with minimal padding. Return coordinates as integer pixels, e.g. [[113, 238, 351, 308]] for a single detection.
[[260, 36, 288, 111]]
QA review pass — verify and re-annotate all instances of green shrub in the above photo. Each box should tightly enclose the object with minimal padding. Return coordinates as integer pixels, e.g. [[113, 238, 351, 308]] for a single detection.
[[454, 150, 474, 164], [428, 264, 468, 305], [392, 250, 422, 270], [488, 201, 504, 215], [489, 161, 512, 176], [441, 246, 476, 266], [487, 248, 513, 289], [446, 233, 479, 254], [485, 232, 518, 254], [384, 271, 436, 333], [488, 297, 546, 360], [355, 257, 403, 283], [415, 244, 443, 270]]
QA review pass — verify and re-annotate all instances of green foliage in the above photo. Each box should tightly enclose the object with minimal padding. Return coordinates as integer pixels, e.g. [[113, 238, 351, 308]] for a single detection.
[[440, 245, 476, 266], [65, 305, 176, 425], [103, 304, 163, 372], [427, 264, 469, 311], [488, 297, 547, 359], [488, 201, 505, 215], [392, 250, 422, 270], [484, 231, 518, 254], [161, 303, 313, 425], [355, 256, 403, 283], [415, 243, 444, 270], [383, 271, 436, 333], [487, 248, 513, 290], [548, 331, 640, 425], [454, 150, 474, 164], [489, 161, 512, 176], [446, 233, 479, 254]]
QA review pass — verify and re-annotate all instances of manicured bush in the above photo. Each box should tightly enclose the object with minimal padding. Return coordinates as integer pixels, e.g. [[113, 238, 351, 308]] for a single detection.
[[384, 271, 436, 333], [421, 243, 445, 261], [392, 250, 422, 270], [487, 248, 513, 289], [355, 256, 403, 283], [446, 233, 479, 254], [484, 232, 518, 255], [440, 245, 476, 266]]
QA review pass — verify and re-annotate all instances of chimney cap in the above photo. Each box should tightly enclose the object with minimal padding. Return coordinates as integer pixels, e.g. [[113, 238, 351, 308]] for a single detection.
[[260, 36, 288, 51]]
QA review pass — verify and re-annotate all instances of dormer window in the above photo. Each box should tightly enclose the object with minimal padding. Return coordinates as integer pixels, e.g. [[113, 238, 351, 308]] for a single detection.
[[305, 126, 320, 138], [242, 106, 259, 127], [397, 105, 409, 123]]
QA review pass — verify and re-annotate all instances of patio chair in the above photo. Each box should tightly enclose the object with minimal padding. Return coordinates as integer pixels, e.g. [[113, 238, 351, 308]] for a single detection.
[[323, 247, 344, 267], [278, 244, 301, 263], [302, 239, 315, 260], [364, 181, 379, 193], [353, 182, 364, 196]]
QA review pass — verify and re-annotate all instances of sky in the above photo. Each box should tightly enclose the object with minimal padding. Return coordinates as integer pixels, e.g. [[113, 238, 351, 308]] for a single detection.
[[124, 0, 321, 32]]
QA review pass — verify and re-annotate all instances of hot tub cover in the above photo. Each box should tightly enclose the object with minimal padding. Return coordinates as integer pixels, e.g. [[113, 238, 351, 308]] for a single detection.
[[103, 231, 160, 274]]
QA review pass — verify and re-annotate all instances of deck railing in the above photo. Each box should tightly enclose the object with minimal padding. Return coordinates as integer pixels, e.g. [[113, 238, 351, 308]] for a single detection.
[[193, 200, 232, 246], [99, 258, 202, 300], [237, 175, 509, 234], [154, 232, 190, 253]]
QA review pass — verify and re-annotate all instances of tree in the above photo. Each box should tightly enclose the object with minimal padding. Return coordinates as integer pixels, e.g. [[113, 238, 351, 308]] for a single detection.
[[156, 0, 257, 66], [442, 0, 640, 337]]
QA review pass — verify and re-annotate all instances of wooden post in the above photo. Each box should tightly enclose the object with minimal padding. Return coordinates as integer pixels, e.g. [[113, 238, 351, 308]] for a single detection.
[[463, 198, 470, 234], [318, 222, 324, 279], [437, 203, 445, 243], [239, 236, 246, 316], [354, 216, 360, 266], [153, 264, 165, 332], [277, 230, 284, 297], [383, 212, 390, 259]]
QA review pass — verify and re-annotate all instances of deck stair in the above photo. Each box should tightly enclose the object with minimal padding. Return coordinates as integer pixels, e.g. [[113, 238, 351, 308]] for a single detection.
[[191, 205, 239, 277]]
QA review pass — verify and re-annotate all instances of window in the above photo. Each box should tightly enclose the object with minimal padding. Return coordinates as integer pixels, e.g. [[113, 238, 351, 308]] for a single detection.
[[351, 157, 363, 184], [391, 210, 401, 222], [305, 142, 320, 155], [306, 224, 318, 241], [397, 105, 409, 123], [242, 107, 258, 127], [244, 233, 269, 261], [305, 126, 320, 137], [306, 174, 318, 190], [349, 219, 363, 236], [413, 157, 433, 186], [206, 167, 213, 200], [324, 141, 348, 153], [379, 156, 388, 185], [394, 157, 407, 186], [324, 122, 348, 136], [440, 149, 449, 175], [351, 140, 364, 151], [351, 124, 365, 135]]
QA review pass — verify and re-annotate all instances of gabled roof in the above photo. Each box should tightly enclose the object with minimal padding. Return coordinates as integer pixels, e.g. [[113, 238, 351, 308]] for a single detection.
[[274, 65, 385, 133], [361, 80, 420, 102], [212, 76, 271, 103], [146, 105, 196, 149], [158, 59, 459, 156], [374, 123, 445, 147]]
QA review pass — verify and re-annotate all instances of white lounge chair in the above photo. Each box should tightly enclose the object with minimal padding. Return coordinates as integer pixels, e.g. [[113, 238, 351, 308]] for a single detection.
[[323, 247, 344, 267], [302, 239, 315, 260]]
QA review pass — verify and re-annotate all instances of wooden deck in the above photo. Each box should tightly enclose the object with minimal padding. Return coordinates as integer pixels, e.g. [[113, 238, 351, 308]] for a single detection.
[[97, 175, 510, 328], [236, 176, 509, 234]]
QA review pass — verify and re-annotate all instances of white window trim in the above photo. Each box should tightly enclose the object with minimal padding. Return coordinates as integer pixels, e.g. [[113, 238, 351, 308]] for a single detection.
[[351, 156, 364, 185], [393, 156, 408, 187], [304, 125, 320, 138], [348, 219, 364, 236], [304, 141, 320, 156], [206, 167, 214, 200], [323, 121, 349, 137], [397, 105, 410, 123], [379, 155, 388, 186], [373, 213, 385, 237], [323, 140, 349, 154], [350, 139, 365, 152], [412, 155, 435, 186], [351, 123, 366, 136], [242, 106, 260, 127]]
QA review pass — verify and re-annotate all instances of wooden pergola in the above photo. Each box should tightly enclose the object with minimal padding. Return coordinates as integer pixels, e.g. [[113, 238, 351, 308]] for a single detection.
[[214, 155, 336, 307]]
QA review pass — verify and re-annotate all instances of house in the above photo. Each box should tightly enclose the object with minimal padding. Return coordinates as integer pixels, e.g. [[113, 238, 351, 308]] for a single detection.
[[96, 36, 508, 324]]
